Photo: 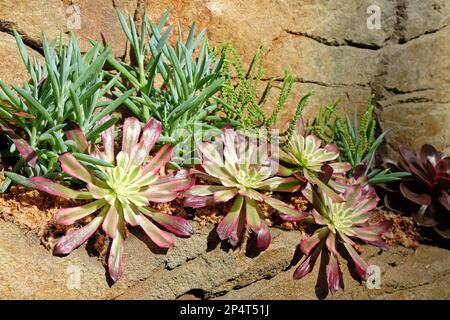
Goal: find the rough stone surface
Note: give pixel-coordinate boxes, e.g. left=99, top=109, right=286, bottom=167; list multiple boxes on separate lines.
left=66, top=0, right=137, bottom=58
left=1, top=220, right=450, bottom=300
left=0, top=33, right=43, bottom=85
left=216, top=245, right=450, bottom=300
left=0, top=0, right=67, bottom=48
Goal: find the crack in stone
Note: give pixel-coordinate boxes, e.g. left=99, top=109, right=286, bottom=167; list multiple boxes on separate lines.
left=382, top=86, right=433, bottom=95
left=399, top=24, right=449, bottom=44
left=283, top=29, right=382, bottom=50
left=0, top=21, right=43, bottom=55
left=257, top=76, right=369, bottom=88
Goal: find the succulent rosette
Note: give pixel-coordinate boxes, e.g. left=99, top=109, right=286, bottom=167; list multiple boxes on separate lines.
left=184, top=126, right=308, bottom=250
left=279, top=117, right=351, bottom=200
left=29, top=117, right=195, bottom=281
left=294, top=182, right=391, bottom=293
left=386, top=144, right=450, bottom=238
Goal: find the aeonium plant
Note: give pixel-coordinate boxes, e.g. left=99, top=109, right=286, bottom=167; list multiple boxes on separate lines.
left=385, top=144, right=450, bottom=238
left=279, top=117, right=351, bottom=201
left=184, top=126, right=308, bottom=251
left=29, top=117, right=195, bottom=281
left=294, top=180, right=392, bottom=293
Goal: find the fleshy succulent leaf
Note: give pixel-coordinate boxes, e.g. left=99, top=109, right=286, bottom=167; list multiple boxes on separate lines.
left=29, top=176, right=92, bottom=200
left=56, top=199, right=107, bottom=225
left=142, top=207, right=193, bottom=237
left=327, top=251, right=342, bottom=294
left=138, top=214, right=174, bottom=248
left=59, top=152, right=95, bottom=184
left=54, top=206, right=108, bottom=255
left=217, top=195, right=244, bottom=243
left=108, top=222, right=125, bottom=282
left=293, top=241, right=323, bottom=280
left=64, top=121, right=89, bottom=153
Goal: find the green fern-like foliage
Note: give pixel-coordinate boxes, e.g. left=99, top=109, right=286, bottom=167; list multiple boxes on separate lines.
left=218, top=43, right=311, bottom=136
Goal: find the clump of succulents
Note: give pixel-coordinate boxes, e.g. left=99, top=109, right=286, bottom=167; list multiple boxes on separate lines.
left=384, top=144, right=450, bottom=238
left=29, top=117, right=194, bottom=281
left=0, top=31, right=133, bottom=191
left=295, top=182, right=392, bottom=293
left=184, top=126, right=308, bottom=250
left=0, top=11, right=398, bottom=292
left=105, top=11, right=226, bottom=166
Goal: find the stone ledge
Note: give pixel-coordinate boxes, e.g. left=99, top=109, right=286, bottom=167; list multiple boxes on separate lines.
left=1, top=219, right=450, bottom=300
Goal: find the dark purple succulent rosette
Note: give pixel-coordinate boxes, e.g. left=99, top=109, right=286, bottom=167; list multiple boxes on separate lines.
left=397, top=144, right=450, bottom=238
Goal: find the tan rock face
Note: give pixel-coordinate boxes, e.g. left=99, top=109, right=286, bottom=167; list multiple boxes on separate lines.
left=0, top=0, right=66, bottom=46
left=66, top=0, right=137, bottom=58
left=2, top=219, right=450, bottom=300
left=0, top=33, right=43, bottom=85
left=375, top=25, right=450, bottom=156
left=0, top=0, right=448, bottom=154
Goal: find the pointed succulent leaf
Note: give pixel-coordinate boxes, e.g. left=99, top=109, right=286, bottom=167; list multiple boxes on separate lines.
left=56, top=199, right=107, bottom=225
left=343, top=242, right=368, bottom=280
left=0, top=124, right=37, bottom=167
left=142, top=144, right=173, bottom=175
left=256, top=176, right=300, bottom=192
left=142, top=207, right=193, bottom=237
left=256, top=220, right=271, bottom=251
left=129, top=118, right=162, bottom=166
left=217, top=195, right=244, bottom=243
left=300, top=227, right=328, bottom=255
left=29, top=177, right=92, bottom=200
left=151, top=169, right=195, bottom=192
left=185, top=185, right=232, bottom=196
left=54, top=206, right=108, bottom=255
left=214, top=188, right=238, bottom=203
left=327, top=251, right=342, bottom=294
left=99, top=115, right=115, bottom=163
left=293, top=242, right=323, bottom=280
left=108, top=221, right=125, bottom=282
left=138, top=214, right=174, bottom=248
left=59, top=152, right=95, bottom=184
left=64, top=121, right=88, bottom=153
left=183, top=194, right=215, bottom=208
left=121, top=117, right=142, bottom=156
left=102, top=202, right=120, bottom=238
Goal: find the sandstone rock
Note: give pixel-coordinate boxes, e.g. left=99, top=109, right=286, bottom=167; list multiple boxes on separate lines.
left=379, top=27, right=450, bottom=93
left=67, top=0, right=138, bottom=58
left=146, top=0, right=395, bottom=67
left=401, top=0, right=450, bottom=42
left=265, top=35, right=379, bottom=87
left=375, top=26, right=450, bottom=156
left=0, top=0, right=67, bottom=46
left=2, top=218, right=450, bottom=300
left=216, top=245, right=450, bottom=300
left=0, top=219, right=299, bottom=300
left=117, top=228, right=300, bottom=299
left=379, top=101, right=450, bottom=157
left=0, top=33, right=42, bottom=85
left=0, top=219, right=212, bottom=299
